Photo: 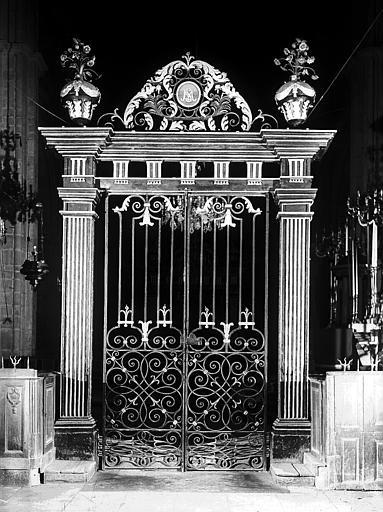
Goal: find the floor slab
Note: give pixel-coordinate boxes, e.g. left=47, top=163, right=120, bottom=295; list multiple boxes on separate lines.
left=1, top=471, right=383, bottom=512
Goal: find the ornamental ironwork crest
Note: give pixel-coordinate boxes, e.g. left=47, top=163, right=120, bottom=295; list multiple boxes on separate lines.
left=100, top=53, right=254, bottom=131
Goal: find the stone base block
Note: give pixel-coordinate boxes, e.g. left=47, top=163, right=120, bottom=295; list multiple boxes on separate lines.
left=54, top=417, right=98, bottom=461
left=0, top=468, right=40, bottom=486
left=271, top=418, right=311, bottom=461
left=44, top=460, right=97, bottom=482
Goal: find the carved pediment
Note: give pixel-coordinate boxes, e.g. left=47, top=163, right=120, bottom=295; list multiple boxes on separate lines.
left=121, top=53, right=253, bottom=132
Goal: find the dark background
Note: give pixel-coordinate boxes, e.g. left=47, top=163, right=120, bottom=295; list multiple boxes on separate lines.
left=34, top=1, right=383, bottom=427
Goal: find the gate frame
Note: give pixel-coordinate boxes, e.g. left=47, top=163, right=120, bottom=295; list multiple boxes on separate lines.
left=38, top=127, right=336, bottom=463
left=102, top=190, right=270, bottom=470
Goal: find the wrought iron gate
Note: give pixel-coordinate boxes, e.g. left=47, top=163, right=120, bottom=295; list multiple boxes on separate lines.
left=102, top=192, right=268, bottom=470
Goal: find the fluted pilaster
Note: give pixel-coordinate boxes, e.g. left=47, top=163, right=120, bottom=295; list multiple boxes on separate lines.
left=55, top=187, right=100, bottom=459
left=272, top=187, right=317, bottom=459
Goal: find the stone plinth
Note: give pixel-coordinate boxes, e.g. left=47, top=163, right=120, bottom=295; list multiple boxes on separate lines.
left=0, top=369, right=55, bottom=485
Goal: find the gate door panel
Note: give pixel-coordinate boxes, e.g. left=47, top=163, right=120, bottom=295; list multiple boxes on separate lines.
left=104, top=194, right=185, bottom=469
left=103, top=193, right=268, bottom=470
left=185, top=195, right=267, bottom=470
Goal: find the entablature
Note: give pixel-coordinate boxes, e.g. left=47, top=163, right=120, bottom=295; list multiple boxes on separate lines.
left=39, top=127, right=336, bottom=163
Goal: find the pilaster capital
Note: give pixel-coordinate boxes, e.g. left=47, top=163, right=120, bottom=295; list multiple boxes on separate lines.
left=274, top=188, right=317, bottom=218
left=58, top=187, right=101, bottom=217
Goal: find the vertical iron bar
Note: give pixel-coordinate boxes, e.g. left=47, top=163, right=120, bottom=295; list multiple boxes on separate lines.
left=170, top=206, right=174, bottom=322
left=199, top=223, right=203, bottom=317
left=252, top=214, right=255, bottom=326
left=238, top=217, right=243, bottom=322
left=144, top=222, right=149, bottom=323
left=213, top=222, right=216, bottom=320
left=263, top=193, right=269, bottom=468
left=157, top=218, right=161, bottom=318
left=182, top=190, right=190, bottom=472
left=117, top=209, right=122, bottom=321
left=101, top=194, right=110, bottom=470
left=131, top=218, right=136, bottom=320
left=226, top=223, right=230, bottom=324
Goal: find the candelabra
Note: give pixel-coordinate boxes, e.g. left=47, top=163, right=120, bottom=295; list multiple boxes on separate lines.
left=347, top=188, right=383, bottom=370
left=20, top=203, right=49, bottom=289
left=314, top=226, right=346, bottom=326
left=0, top=128, right=37, bottom=240
left=347, top=189, right=382, bottom=323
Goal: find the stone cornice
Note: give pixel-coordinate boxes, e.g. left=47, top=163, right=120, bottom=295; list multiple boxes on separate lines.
left=38, top=127, right=336, bottom=163
left=261, top=128, right=336, bottom=160
left=38, top=127, right=113, bottom=158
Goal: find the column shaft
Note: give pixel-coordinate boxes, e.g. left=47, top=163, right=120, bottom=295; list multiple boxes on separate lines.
left=279, top=215, right=310, bottom=419
left=55, top=188, right=99, bottom=460
left=272, top=188, right=316, bottom=460
left=61, top=214, right=95, bottom=418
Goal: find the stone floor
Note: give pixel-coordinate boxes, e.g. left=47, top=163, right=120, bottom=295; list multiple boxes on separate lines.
left=1, top=470, right=383, bottom=512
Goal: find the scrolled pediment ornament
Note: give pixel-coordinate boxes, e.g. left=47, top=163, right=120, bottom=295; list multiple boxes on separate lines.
left=99, top=53, right=276, bottom=132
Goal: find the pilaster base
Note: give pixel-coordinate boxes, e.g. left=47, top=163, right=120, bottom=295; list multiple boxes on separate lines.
left=54, top=417, right=98, bottom=461
left=271, top=418, right=311, bottom=462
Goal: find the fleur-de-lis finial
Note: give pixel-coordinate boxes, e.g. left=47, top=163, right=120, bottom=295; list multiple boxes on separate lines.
left=199, top=307, right=215, bottom=328
left=182, top=52, right=195, bottom=66
left=158, top=305, right=172, bottom=327
left=238, top=308, right=255, bottom=329
left=118, top=305, right=133, bottom=327
left=10, top=355, right=21, bottom=370
left=337, top=357, right=353, bottom=371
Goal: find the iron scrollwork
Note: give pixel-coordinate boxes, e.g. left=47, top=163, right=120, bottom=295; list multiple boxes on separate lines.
left=103, top=193, right=267, bottom=470
left=99, top=52, right=254, bottom=132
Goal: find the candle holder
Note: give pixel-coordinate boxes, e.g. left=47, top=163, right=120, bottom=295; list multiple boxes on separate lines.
left=314, top=226, right=346, bottom=326
left=347, top=188, right=383, bottom=370
left=347, top=189, right=382, bottom=324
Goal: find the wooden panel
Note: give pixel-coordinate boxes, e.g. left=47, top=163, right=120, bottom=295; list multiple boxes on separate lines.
left=334, top=375, right=362, bottom=428
left=341, top=437, right=359, bottom=483
left=310, top=379, right=323, bottom=459
left=43, top=375, right=55, bottom=452
left=377, top=440, right=383, bottom=481
left=4, top=384, right=24, bottom=455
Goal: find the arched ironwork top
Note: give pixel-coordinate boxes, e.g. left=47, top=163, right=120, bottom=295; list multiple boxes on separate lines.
left=102, top=53, right=255, bottom=132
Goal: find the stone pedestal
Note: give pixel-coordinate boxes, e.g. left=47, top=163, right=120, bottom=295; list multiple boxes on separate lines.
left=310, top=372, right=383, bottom=490
left=272, top=187, right=316, bottom=460
left=0, top=369, right=55, bottom=485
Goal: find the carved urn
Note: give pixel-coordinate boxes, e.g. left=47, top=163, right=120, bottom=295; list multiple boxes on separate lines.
left=60, top=79, right=100, bottom=126
left=59, top=38, right=101, bottom=126
left=274, top=77, right=316, bottom=127
left=274, top=38, right=318, bottom=127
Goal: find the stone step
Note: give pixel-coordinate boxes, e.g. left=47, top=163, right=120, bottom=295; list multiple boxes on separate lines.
left=43, top=460, right=97, bottom=483
left=270, top=461, right=315, bottom=487
left=303, top=452, right=327, bottom=475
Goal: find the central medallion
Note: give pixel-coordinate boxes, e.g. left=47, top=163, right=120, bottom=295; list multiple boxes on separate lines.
left=175, top=80, right=201, bottom=109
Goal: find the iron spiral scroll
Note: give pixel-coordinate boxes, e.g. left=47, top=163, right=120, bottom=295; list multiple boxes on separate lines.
left=103, top=323, right=266, bottom=470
